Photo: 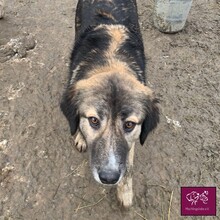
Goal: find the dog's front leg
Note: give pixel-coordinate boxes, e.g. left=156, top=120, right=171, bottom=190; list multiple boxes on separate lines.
left=74, top=130, right=87, bottom=152
left=117, top=143, right=134, bottom=208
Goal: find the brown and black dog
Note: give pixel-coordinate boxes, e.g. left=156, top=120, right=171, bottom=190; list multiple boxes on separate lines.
left=61, top=0, right=159, bottom=208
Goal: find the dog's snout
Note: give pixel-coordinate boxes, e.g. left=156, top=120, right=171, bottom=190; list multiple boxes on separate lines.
left=98, top=170, right=120, bottom=185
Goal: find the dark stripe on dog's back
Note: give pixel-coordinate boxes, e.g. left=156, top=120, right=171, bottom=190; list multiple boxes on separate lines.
left=69, top=27, right=111, bottom=81
left=117, top=29, right=146, bottom=83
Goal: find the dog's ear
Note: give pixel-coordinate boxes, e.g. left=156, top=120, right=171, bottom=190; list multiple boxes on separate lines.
left=60, top=90, right=79, bottom=136
left=140, top=98, right=160, bottom=145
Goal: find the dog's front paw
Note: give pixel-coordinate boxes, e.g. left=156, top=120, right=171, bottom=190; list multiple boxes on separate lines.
left=74, top=131, right=87, bottom=152
left=117, top=178, right=133, bottom=208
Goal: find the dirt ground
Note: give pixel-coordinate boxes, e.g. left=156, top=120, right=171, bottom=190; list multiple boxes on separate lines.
left=0, top=0, right=219, bottom=219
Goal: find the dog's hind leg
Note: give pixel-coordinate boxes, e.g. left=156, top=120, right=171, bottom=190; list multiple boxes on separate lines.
left=74, top=130, right=87, bottom=152
left=117, top=143, right=134, bottom=208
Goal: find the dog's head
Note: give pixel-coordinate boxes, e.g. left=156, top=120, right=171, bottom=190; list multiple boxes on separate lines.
left=61, top=72, right=159, bottom=185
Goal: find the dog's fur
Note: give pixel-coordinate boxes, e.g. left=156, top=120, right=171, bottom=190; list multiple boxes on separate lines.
left=61, top=0, right=159, bottom=208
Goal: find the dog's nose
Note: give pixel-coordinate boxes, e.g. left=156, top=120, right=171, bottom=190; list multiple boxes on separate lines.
left=98, top=170, right=120, bottom=184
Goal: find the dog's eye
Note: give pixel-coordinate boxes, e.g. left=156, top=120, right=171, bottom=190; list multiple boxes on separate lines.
left=88, top=117, right=100, bottom=129
left=124, top=121, right=136, bottom=132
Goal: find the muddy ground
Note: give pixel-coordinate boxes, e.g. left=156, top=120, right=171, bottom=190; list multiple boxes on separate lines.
left=0, top=0, right=219, bottom=219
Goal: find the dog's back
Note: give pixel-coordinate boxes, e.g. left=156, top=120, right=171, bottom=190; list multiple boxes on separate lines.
left=75, top=0, right=140, bottom=38
left=70, top=0, right=146, bottom=84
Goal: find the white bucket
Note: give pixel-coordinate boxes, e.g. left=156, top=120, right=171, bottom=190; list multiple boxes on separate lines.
left=153, top=0, right=193, bottom=33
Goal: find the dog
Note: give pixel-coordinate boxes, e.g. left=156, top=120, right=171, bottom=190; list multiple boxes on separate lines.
left=61, top=0, right=159, bottom=208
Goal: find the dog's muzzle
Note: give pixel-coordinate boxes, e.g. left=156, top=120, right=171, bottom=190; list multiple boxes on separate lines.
left=92, top=149, right=125, bottom=185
